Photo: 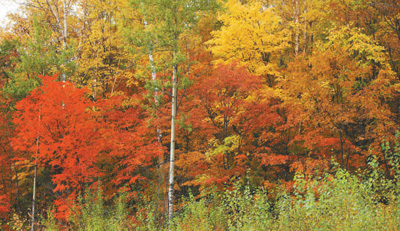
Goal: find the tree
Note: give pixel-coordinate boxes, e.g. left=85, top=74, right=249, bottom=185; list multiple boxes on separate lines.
left=21, top=0, right=78, bottom=84
left=12, top=75, right=98, bottom=221
left=274, top=0, right=326, bottom=57
left=131, top=0, right=219, bottom=222
left=279, top=26, right=399, bottom=172
left=12, top=75, right=162, bottom=221
left=3, top=15, right=76, bottom=106
left=0, top=39, right=19, bottom=224
left=208, top=0, right=289, bottom=87
left=74, top=0, right=134, bottom=97
left=171, top=63, right=284, bottom=191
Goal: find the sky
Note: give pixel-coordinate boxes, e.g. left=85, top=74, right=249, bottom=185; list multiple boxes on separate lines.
left=0, top=0, right=23, bottom=26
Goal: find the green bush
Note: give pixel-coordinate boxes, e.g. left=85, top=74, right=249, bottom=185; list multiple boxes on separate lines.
left=170, top=168, right=400, bottom=230
left=43, top=186, right=130, bottom=231
left=274, top=169, right=400, bottom=230
left=171, top=192, right=225, bottom=231
left=41, top=167, right=400, bottom=230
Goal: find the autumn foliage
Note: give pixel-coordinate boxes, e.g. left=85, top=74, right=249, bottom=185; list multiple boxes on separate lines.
left=0, top=0, right=400, bottom=228
left=11, top=75, right=162, bottom=220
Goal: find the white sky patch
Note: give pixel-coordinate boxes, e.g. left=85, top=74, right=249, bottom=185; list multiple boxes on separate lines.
left=0, top=0, right=24, bottom=27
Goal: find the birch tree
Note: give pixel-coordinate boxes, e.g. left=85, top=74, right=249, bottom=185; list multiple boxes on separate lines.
left=25, top=0, right=76, bottom=82
left=131, top=0, right=218, bottom=223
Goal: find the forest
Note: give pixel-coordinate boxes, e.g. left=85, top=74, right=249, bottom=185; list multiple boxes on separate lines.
left=1, top=0, right=400, bottom=230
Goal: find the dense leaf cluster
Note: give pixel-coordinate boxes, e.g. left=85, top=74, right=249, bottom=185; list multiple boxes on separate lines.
left=0, top=0, right=399, bottom=229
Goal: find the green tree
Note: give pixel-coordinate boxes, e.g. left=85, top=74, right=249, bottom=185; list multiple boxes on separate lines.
left=129, top=0, right=219, bottom=223
left=3, top=16, right=75, bottom=102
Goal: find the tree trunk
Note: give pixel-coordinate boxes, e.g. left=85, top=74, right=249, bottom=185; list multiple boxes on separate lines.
left=31, top=114, right=40, bottom=231
left=168, top=0, right=178, bottom=224
left=339, top=131, right=345, bottom=168
left=143, top=17, right=166, bottom=224
left=294, top=0, right=300, bottom=57
left=168, top=60, right=178, bottom=224
left=303, top=1, right=307, bottom=54
left=31, top=162, right=37, bottom=231
left=62, top=0, right=67, bottom=83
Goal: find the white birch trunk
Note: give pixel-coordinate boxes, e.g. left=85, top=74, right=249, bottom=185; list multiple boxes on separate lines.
left=168, top=0, right=178, bottom=223
left=143, top=19, right=160, bottom=109
left=144, top=18, right=166, bottom=219
left=31, top=160, right=37, bottom=231
left=31, top=114, right=40, bottom=231
left=62, top=0, right=67, bottom=83
left=303, top=0, right=307, bottom=54
left=168, top=61, right=178, bottom=223
left=294, top=0, right=299, bottom=57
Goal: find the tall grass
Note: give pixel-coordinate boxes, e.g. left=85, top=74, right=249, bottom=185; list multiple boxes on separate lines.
left=169, top=168, right=400, bottom=231
left=42, top=186, right=131, bottom=230
left=41, top=168, right=400, bottom=230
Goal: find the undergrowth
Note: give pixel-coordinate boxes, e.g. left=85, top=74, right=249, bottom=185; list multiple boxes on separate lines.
left=40, top=166, right=400, bottom=230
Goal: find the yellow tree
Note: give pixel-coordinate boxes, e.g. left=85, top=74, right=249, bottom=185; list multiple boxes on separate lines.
left=275, top=0, right=327, bottom=57
left=208, top=0, right=289, bottom=87
left=74, top=0, right=135, bottom=98
left=4, top=0, right=135, bottom=97
left=279, top=26, right=399, bottom=172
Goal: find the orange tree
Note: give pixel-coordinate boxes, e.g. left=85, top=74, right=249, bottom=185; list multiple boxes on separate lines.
left=171, top=63, right=290, bottom=190
left=11, top=75, right=162, bottom=221
left=279, top=26, right=400, bottom=176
